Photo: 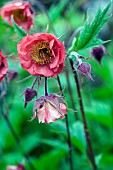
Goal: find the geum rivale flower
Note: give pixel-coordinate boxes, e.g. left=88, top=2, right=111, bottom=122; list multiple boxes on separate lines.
left=31, top=94, right=67, bottom=123
left=0, top=51, right=8, bottom=83
left=17, top=33, right=66, bottom=77
left=0, top=1, right=34, bottom=32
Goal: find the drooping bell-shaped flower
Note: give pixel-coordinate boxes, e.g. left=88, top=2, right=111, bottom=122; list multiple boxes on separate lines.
left=31, top=94, right=67, bottom=123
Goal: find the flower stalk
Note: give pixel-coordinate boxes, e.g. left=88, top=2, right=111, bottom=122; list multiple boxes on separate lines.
left=57, top=75, right=73, bottom=170
left=69, top=59, right=97, bottom=170
left=44, top=77, right=48, bottom=96
left=31, top=76, right=39, bottom=89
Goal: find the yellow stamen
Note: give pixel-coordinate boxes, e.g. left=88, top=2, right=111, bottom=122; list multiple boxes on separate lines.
left=31, top=41, right=53, bottom=65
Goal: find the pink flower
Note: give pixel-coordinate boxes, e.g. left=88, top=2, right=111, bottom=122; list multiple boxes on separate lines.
left=17, top=33, right=66, bottom=77
left=32, top=94, right=67, bottom=123
left=7, top=164, right=26, bottom=170
left=0, top=51, right=8, bottom=83
left=0, top=1, right=34, bottom=32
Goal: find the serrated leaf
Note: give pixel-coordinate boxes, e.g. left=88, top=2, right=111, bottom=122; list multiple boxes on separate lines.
left=11, top=16, right=27, bottom=38
left=71, top=1, right=111, bottom=51
left=84, top=39, right=110, bottom=49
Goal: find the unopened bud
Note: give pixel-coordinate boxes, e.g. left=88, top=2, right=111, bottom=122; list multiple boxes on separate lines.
left=91, top=45, right=106, bottom=64
left=24, top=88, right=37, bottom=108
left=77, top=62, right=93, bottom=80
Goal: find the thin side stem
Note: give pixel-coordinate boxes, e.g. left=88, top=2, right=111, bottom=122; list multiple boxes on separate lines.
left=69, top=59, right=97, bottom=170
left=57, top=76, right=73, bottom=170
left=31, top=76, right=39, bottom=89
left=45, top=77, right=48, bottom=96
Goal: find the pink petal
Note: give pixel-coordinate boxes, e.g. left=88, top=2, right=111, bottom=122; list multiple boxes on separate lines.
left=21, top=59, right=32, bottom=69
left=49, top=39, right=54, bottom=49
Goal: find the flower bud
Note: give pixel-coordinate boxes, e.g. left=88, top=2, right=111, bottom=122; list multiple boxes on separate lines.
left=91, top=45, right=106, bottom=64
left=77, top=62, right=93, bottom=80
left=24, top=88, right=37, bottom=108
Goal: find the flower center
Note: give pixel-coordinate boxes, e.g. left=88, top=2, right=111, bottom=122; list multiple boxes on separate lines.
left=31, top=41, right=54, bottom=65
left=13, top=9, right=27, bottom=22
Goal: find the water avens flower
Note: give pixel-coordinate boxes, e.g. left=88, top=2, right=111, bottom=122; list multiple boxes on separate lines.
left=17, top=33, right=66, bottom=77
left=91, top=45, right=106, bottom=64
left=31, top=94, right=67, bottom=123
left=0, top=51, right=8, bottom=83
left=0, top=1, right=34, bottom=32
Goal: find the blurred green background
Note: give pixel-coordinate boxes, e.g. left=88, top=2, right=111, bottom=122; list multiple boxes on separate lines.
left=0, top=0, right=113, bottom=170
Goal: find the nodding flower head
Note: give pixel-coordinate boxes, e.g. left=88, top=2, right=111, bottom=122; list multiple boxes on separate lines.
left=31, top=94, right=67, bottom=123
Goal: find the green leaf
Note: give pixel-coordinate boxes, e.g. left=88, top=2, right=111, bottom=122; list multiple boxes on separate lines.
left=38, top=138, right=68, bottom=151
left=50, top=121, right=86, bottom=153
left=84, top=39, right=110, bottom=49
left=20, top=133, right=40, bottom=154
left=11, top=16, right=27, bottom=38
left=70, top=1, right=111, bottom=51
left=32, top=149, right=66, bottom=170
left=86, top=101, right=112, bottom=128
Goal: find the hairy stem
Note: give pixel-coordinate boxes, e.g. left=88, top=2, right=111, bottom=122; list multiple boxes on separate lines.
left=31, top=76, right=39, bottom=89
left=69, top=59, right=97, bottom=170
left=57, top=75, right=73, bottom=170
left=44, top=77, right=48, bottom=96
